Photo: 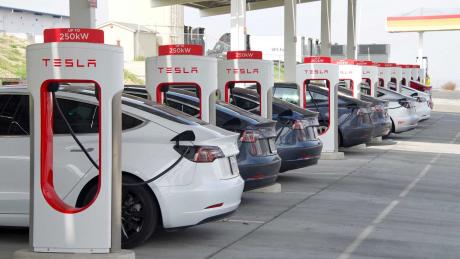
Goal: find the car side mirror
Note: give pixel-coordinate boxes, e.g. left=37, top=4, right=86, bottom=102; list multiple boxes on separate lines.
left=171, top=130, right=196, bottom=143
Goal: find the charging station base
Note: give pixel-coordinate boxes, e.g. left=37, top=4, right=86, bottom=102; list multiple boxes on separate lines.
left=320, top=152, right=345, bottom=160
left=13, top=249, right=135, bottom=259
left=368, top=136, right=383, bottom=145
left=249, top=183, right=282, bottom=193
left=340, top=144, right=367, bottom=152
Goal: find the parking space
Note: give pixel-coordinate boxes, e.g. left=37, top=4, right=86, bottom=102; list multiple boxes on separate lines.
left=2, top=110, right=460, bottom=259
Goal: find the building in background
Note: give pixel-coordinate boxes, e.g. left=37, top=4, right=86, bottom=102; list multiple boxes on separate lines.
left=103, top=0, right=184, bottom=61
left=0, top=5, right=68, bottom=42
left=331, top=44, right=391, bottom=62
left=98, top=22, right=157, bottom=61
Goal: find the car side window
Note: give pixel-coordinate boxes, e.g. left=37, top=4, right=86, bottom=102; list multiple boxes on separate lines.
left=233, top=96, right=259, bottom=110
left=273, top=87, right=299, bottom=105
left=54, top=98, right=99, bottom=134
left=122, top=113, right=143, bottom=130
left=0, top=94, right=29, bottom=136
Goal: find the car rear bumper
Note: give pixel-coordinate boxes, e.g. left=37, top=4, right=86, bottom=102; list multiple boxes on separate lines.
left=372, top=121, right=392, bottom=137
left=393, top=114, right=418, bottom=133
left=238, top=154, right=282, bottom=191
left=277, top=140, right=323, bottom=172
left=341, top=125, right=374, bottom=147
left=156, top=175, right=244, bottom=229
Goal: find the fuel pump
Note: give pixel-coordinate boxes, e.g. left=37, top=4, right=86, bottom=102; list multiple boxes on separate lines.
left=409, top=64, right=431, bottom=93
left=400, top=64, right=412, bottom=87
left=296, top=56, right=344, bottom=159
left=390, top=64, right=402, bottom=92
left=377, top=63, right=393, bottom=90
left=335, top=59, right=363, bottom=99
left=356, top=60, right=378, bottom=98
left=146, top=44, right=217, bottom=124
left=25, top=28, right=126, bottom=255
left=217, top=50, right=273, bottom=118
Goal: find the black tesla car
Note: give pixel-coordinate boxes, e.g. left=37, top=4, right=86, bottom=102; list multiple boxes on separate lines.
left=227, top=87, right=323, bottom=172
left=124, top=86, right=282, bottom=191
left=338, top=82, right=392, bottom=138
left=272, top=83, right=374, bottom=147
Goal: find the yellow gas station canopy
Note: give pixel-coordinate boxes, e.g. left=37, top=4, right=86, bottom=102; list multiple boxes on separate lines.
left=387, top=13, right=460, bottom=32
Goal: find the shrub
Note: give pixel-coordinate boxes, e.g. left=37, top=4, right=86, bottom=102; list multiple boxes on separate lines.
left=441, top=81, right=456, bottom=91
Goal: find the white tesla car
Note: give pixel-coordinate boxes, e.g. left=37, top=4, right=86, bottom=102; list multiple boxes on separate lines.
left=400, top=85, right=432, bottom=121
left=0, top=85, right=244, bottom=248
left=377, top=87, right=419, bottom=134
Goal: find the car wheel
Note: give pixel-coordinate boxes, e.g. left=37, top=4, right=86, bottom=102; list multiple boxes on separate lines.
left=80, top=175, right=158, bottom=249
left=383, top=119, right=395, bottom=139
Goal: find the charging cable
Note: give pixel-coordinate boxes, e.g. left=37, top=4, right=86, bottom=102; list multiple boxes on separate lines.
left=49, top=84, right=190, bottom=187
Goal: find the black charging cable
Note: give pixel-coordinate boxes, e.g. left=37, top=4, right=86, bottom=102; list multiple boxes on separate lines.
left=49, top=83, right=190, bottom=187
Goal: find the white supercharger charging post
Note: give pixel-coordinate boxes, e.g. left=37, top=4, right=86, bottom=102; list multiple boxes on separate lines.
left=411, top=64, right=420, bottom=82
left=356, top=60, right=379, bottom=98
left=377, top=62, right=393, bottom=90
left=20, top=28, right=130, bottom=258
left=400, top=64, right=412, bottom=87
left=335, top=59, right=363, bottom=99
left=390, top=64, right=402, bottom=92
left=218, top=51, right=273, bottom=119
left=296, top=56, right=344, bottom=160
left=146, top=44, right=217, bottom=124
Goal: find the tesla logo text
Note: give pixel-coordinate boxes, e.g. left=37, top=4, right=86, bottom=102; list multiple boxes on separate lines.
left=340, top=70, right=353, bottom=75
left=157, top=67, right=199, bottom=74
left=304, top=69, right=329, bottom=75
left=226, top=68, right=259, bottom=75
left=363, top=71, right=370, bottom=75
left=42, top=58, right=97, bottom=68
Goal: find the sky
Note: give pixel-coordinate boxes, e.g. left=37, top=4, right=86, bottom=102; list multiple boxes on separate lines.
left=1, top=0, right=459, bottom=87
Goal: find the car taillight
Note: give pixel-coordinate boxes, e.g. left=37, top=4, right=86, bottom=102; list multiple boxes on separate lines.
left=174, top=145, right=225, bottom=163
left=240, top=130, right=261, bottom=143
left=374, top=105, right=384, bottom=112
left=292, top=120, right=305, bottom=130
left=193, top=146, right=225, bottom=163
left=356, top=108, right=369, bottom=116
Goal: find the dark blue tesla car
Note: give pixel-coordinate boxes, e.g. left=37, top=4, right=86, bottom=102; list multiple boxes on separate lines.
left=272, top=83, right=374, bottom=147
left=228, top=87, right=323, bottom=172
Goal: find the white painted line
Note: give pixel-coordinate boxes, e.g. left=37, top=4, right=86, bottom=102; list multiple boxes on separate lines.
left=337, top=130, right=460, bottom=259
left=222, top=219, right=265, bottom=224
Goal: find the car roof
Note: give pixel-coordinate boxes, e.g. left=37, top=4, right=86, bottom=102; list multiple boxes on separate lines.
left=164, top=90, right=273, bottom=126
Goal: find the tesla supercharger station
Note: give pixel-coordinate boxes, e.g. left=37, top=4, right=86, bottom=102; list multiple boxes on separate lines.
left=297, top=56, right=343, bottom=159
left=391, top=64, right=402, bottom=92
left=25, top=28, right=125, bottom=255
left=411, top=64, right=420, bottom=82
left=400, top=64, right=412, bottom=86
left=335, top=59, right=363, bottom=99
left=356, top=60, right=379, bottom=98
left=218, top=51, right=273, bottom=119
left=377, top=63, right=392, bottom=90
left=146, top=44, right=217, bottom=124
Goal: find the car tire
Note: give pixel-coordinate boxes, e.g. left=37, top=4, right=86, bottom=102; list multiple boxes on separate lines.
left=383, top=119, right=394, bottom=139
left=80, top=175, right=158, bottom=249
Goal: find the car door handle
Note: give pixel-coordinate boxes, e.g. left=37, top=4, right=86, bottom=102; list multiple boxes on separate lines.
left=70, top=147, right=95, bottom=153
